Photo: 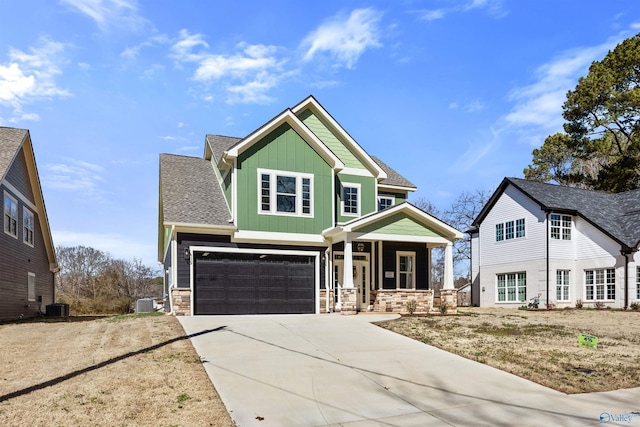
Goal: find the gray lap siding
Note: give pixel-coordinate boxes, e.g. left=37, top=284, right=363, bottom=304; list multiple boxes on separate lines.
left=0, top=185, right=54, bottom=320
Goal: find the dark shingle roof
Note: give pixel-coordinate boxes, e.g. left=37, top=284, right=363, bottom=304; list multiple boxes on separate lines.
left=160, top=154, right=231, bottom=226
left=0, top=127, right=28, bottom=180
left=503, top=178, right=640, bottom=249
left=206, top=134, right=241, bottom=163
left=370, top=156, right=416, bottom=189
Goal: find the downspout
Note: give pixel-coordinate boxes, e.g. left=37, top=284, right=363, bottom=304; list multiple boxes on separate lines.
left=546, top=212, right=550, bottom=309
left=622, top=248, right=630, bottom=310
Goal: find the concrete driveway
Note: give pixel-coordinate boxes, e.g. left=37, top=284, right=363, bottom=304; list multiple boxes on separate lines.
left=179, top=314, right=639, bottom=427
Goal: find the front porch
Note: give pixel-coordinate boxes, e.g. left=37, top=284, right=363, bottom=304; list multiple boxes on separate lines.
left=321, top=203, right=464, bottom=316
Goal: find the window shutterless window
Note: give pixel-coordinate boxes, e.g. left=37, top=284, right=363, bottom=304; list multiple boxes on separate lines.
left=4, top=193, right=18, bottom=237
left=495, top=223, right=504, bottom=241
left=496, top=272, right=526, bottom=302
left=23, top=208, right=34, bottom=246
left=584, top=268, right=614, bottom=301
left=556, top=270, right=570, bottom=301
left=258, top=169, right=313, bottom=217
left=505, top=221, right=514, bottom=240
left=516, top=218, right=525, bottom=238
left=341, top=183, right=360, bottom=217
left=377, top=195, right=394, bottom=211
left=397, top=252, right=415, bottom=289
left=550, top=214, right=571, bottom=240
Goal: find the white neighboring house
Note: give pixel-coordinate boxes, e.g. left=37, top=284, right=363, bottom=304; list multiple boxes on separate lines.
left=469, top=178, right=640, bottom=309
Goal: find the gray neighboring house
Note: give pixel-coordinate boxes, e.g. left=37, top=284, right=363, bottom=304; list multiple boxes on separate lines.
left=470, top=177, right=640, bottom=309
left=1, top=127, right=57, bottom=319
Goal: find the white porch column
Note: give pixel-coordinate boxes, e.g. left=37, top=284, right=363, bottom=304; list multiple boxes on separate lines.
left=343, top=235, right=354, bottom=288
left=443, top=242, right=454, bottom=290
left=427, top=244, right=432, bottom=288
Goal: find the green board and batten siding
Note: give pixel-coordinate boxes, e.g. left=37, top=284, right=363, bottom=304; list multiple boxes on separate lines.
left=298, top=109, right=366, bottom=170
left=355, top=212, right=442, bottom=237
left=236, top=123, right=333, bottom=234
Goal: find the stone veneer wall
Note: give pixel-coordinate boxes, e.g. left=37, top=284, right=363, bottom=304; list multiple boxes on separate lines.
left=372, top=289, right=434, bottom=314
left=440, top=289, right=458, bottom=314
left=171, top=288, right=191, bottom=316
left=340, top=288, right=357, bottom=315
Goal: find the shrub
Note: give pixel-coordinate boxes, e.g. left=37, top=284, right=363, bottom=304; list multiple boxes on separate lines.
left=630, top=302, right=640, bottom=311
left=440, top=303, right=448, bottom=314
left=594, top=301, right=606, bottom=310
left=575, top=299, right=583, bottom=309
left=406, top=299, right=417, bottom=315
left=518, top=305, right=528, bottom=310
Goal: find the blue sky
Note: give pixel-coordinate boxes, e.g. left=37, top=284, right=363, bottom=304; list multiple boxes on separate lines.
left=1, top=0, right=639, bottom=269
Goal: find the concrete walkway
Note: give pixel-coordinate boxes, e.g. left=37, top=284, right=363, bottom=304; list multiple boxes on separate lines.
left=178, top=314, right=640, bottom=427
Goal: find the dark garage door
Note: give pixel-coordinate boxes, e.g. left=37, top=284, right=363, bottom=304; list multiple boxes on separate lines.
left=194, top=252, right=315, bottom=315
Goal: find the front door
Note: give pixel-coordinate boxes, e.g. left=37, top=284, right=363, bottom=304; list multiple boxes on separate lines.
left=334, top=253, right=369, bottom=311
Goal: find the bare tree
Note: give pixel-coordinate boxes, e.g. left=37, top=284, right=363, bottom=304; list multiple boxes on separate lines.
left=443, top=189, right=492, bottom=278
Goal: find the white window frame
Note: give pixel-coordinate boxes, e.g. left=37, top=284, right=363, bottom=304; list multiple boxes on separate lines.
left=377, top=195, right=394, bottom=211
left=496, top=272, right=526, bottom=303
left=257, top=168, right=313, bottom=217
left=556, top=270, right=570, bottom=301
left=584, top=268, right=615, bottom=301
left=396, top=251, right=416, bottom=290
left=495, top=218, right=525, bottom=242
left=341, top=182, right=361, bottom=217
left=4, top=192, right=18, bottom=238
left=28, top=272, right=35, bottom=302
left=550, top=214, right=572, bottom=240
left=23, top=207, right=34, bottom=247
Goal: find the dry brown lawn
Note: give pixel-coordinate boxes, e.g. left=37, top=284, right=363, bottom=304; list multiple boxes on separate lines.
left=377, top=307, right=640, bottom=394
left=0, top=313, right=234, bottom=427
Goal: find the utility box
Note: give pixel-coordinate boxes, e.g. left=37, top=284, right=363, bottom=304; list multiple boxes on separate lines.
left=136, top=298, right=154, bottom=314
left=46, top=303, right=69, bottom=317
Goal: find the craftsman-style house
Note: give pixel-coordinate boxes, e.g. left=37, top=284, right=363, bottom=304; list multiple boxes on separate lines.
left=158, top=96, right=463, bottom=315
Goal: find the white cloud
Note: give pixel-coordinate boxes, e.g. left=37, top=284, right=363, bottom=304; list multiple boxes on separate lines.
left=170, top=31, right=287, bottom=104
left=60, top=0, right=148, bottom=32
left=416, top=0, right=506, bottom=22
left=302, top=8, right=383, bottom=69
left=43, top=159, right=105, bottom=194
left=0, top=37, right=70, bottom=123
left=504, top=38, right=618, bottom=132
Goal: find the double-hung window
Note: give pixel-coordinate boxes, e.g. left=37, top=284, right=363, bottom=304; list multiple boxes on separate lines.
left=23, top=208, right=34, bottom=246
left=550, top=214, right=572, bottom=240
left=397, top=252, right=415, bottom=289
left=4, top=193, right=18, bottom=238
left=496, top=272, right=526, bottom=302
left=556, top=270, right=570, bottom=301
left=495, top=223, right=504, bottom=241
left=584, top=268, right=615, bottom=301
left=258, top=169, right=313, bottom=217
left=341, top=183, right=360, bottom=217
